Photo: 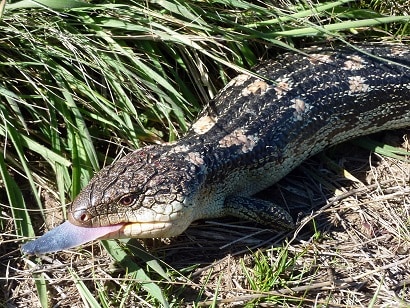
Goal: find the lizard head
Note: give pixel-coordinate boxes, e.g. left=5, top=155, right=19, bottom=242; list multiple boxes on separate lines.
left=22, top=144, right=204, bottom=255
left=68, top=146, right=202, bottom=238
left=69, top=144, right=200, bottom=238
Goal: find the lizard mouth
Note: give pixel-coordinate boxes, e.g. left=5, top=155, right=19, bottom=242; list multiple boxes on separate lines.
left=21, top=221, right=175, bottom=255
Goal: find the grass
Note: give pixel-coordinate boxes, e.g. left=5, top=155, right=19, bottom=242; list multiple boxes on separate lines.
left=0, top=0, right=409, bottom=306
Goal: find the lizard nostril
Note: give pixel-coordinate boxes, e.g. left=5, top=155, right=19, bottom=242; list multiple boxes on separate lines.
left=79, top=212, right=90, bottom=222
left=69, top=207, right=93, bottom=226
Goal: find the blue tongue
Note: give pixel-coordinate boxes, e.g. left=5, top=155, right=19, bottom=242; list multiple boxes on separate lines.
left=21, top=221, right=124, bottom=255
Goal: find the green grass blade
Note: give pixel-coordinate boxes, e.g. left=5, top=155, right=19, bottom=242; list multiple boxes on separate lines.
left=274, top=15, right=410, bottom=36
left=126, top=240, right=170, bottom=281
left=102, top=240, right=169, bottom=307
left=351, top=137, right=410, bottom=160
left=6, top=0, right=97, bottom=10
left=57, top=76, right=99, bottom=172
left=0, top=153, right=34, bottom=237
left=69, top=269, right=102, bottom=308
left=33, top=273, right=48, bottom=308
left=245, top=0, right=355, bottom=27
left=2, top=120, right=43, bottom=211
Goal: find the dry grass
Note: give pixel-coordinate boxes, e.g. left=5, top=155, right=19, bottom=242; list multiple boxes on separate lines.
left=3, top=130, right=409, bottom=307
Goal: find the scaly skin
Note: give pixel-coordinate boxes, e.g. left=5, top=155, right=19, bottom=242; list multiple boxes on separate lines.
left=65, top=43, right=410, bottom=240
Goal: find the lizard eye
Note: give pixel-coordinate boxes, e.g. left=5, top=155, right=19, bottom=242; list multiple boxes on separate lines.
left=119, top=195, right=136, bottom=206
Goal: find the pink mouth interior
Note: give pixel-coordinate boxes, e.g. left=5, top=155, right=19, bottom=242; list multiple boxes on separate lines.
left=21, top=221, right=124, bottom=255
